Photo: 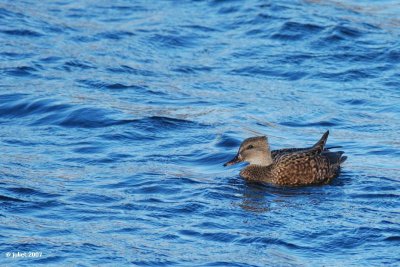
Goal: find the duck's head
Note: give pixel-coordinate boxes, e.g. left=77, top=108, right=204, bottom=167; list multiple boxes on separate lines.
left=223, top=136, right=272, bottom=167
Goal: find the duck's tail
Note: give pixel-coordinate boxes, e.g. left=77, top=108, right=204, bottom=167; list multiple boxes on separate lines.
left=312, top=130, right=329, bottom=154
left=323, top=151, right=347, bottom=166
left=325, top=145, right=342, bottom=150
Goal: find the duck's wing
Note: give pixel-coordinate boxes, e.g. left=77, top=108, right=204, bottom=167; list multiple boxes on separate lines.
left=271, top=147, right=312, bottom=162
left=271, top=130, right=330, bottom=160
left=272, top=145, right=342, bottom=157
left=272, top=147, right=307, bottom=156
left=271, top=147, right=346, bottom=186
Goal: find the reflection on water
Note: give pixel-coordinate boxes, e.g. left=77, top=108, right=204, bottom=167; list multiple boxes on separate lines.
left=238, top=180, right=327, bottom=213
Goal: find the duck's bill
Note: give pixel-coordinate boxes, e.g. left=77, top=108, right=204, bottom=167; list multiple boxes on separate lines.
left=223, top=155, right=242, bottom=166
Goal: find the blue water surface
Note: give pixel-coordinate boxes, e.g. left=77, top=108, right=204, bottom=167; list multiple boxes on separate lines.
left=1, top=0, right=399, bottom=266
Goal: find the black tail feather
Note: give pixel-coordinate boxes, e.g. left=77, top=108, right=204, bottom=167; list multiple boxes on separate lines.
left=325, top=145, right=342, bottom=150
left=322, top=151, right=346, bottom=165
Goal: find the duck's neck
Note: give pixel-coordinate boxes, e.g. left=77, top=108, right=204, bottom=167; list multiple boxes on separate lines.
left=260, top=148, right=273, bottom=166
left=249, top=145, right=273, bottom=166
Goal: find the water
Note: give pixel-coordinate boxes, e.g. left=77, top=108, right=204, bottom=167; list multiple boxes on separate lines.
left=1, top=0, right=399, bottom=266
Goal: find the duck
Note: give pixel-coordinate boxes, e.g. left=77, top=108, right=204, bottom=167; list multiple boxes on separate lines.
left=223, top=131, right=347, bottom=186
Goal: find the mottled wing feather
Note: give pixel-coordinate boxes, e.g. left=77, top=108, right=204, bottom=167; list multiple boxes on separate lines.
left=271, top=130, right=330, bottom=162
left=271, top=150, right=339, bottom=186
left=271, top=147, right=308, bottom=159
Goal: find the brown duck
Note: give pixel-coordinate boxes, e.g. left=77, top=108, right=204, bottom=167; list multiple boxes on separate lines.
left=224, top=131, right=347, bottom=186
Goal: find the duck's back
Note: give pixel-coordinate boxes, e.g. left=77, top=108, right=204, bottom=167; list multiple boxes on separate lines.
left=271, top=131, right=329, bottom=161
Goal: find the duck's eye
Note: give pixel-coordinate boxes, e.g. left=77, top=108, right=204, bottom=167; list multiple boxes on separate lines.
left=247, top=145, right=254, bottom=150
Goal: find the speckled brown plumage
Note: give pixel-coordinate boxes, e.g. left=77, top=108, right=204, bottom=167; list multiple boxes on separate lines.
left=224, top=131, right=347, bottom=186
